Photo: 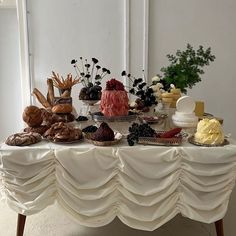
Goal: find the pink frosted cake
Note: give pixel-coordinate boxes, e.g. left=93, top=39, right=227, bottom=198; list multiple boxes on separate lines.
left=100, top=79, right=129, bottom=117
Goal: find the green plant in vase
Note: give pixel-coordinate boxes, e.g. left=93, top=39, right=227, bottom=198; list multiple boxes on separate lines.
left=160, top=44, right=216, bottom=93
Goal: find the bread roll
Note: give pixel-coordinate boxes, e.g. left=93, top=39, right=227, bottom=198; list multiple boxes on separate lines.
left=23, top=106, right=43, bottom=127
left=52, top=104, right=73, bottom=114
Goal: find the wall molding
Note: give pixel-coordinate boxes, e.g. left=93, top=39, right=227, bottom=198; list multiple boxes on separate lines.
left=123, top=0, right=130, bottom=88
left=0, top=0, right=16, bottom=8
left=16, top=0, right=31, bottom=109
left=142, top=0, right=149, bottom=82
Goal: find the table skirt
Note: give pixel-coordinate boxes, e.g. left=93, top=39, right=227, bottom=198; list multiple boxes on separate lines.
left=1, top=143, right=236, bottom=231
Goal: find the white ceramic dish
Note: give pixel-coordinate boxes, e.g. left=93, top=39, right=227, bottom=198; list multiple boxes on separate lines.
left=172, top=114, right=198, bottom=123
left=176, top=96, right=195, bottom=113
left=174, top=111, right=196, bottom=118
left=172, top=119, right=198, bottom=128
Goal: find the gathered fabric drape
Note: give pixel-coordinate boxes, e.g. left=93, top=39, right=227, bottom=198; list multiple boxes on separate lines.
left=1, top=141, right=236, bottom=231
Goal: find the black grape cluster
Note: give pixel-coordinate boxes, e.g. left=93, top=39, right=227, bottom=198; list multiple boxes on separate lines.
left=127, top=123, right=156, bottom=146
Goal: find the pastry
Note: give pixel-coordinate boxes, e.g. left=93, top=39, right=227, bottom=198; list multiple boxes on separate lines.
left=5, top=132, right=42, bottom=146
left=51, top=104, right=73, bottom=114
left=22, top=106, right=43, bottom=127
left=194, top=118, right=224, bottom=145
left=43, top=122, right=82, bottom=142
left=100, top=79, right=129, bottom=117
left=41, top=108, right=75, bottom=125
left=24, top=125, right=49, bottom=135
left=92, top=122, right=114, bottom=141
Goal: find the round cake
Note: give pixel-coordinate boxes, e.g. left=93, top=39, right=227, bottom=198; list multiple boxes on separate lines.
left=194, top=118, right=224, bottom=145
left=100, top=79, right=129, bottom=117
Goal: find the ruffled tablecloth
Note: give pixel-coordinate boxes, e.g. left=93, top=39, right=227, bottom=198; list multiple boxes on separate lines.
left=1, top=140, right=236, bottom=231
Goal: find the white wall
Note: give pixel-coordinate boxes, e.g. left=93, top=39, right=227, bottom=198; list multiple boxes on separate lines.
left=0, top=8, right=22, bottom=141
left=148, top=0, right=236, bottom=138
left=27, top=0, right=125, bottom=110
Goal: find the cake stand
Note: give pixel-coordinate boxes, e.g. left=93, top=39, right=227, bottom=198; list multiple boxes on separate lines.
left=80, top=100, right=100, bottom=116
left=90, top=112, right=138, bottom=136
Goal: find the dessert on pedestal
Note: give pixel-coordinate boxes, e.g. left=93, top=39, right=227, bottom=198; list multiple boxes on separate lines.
left=100, top=79, right=129, bottom=117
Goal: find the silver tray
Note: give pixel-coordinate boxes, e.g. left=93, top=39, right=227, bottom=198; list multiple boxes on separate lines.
left=140, top=114, right=168, bottom=125
left=90, top=112, right=138, bottom=122
left=138, top=136, right=182, bottom=146
left=188, top=136, right=229, bottom=147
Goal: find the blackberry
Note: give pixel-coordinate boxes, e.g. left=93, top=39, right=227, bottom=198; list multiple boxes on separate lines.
left=76, top=116, right=88, bottom=121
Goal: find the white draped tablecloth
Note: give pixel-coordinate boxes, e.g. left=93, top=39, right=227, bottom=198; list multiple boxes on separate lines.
left=1, top=140, right=236, bottom=231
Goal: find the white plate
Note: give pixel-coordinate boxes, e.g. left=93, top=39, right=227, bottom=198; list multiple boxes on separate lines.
left=176, top=96, right=195, bottom=113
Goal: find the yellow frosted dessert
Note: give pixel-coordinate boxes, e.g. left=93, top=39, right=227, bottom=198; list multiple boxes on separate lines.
left=194, top=118, right=224, bottom=145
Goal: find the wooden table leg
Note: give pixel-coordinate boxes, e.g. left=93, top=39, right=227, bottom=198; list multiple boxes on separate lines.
left=214, top=219, right=224, bottom=236
left=16, top=214, right=26, bottom=236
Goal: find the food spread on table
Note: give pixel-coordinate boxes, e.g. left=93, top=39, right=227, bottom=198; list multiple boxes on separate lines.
left=4, top=46, right=229, bottom=147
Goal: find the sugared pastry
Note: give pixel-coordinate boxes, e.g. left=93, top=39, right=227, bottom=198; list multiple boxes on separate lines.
left=22, top=106, right=43, bottom=127
left=43, top=122, right=82, bottom=142
left=24, top=125, right=49, bottom=135
left=5, top=132, right=42, bottom=146
left=100, top=79, right=129, bottom=117
left=92, top=122, right=114, bottom=141
left=194, top=118, right=224, bottom=145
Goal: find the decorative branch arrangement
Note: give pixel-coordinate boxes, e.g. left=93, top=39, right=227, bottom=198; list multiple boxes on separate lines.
left=121, top=70, right=157, bottom=111
left=50, top=71, right=80, bottom=90
left=71, top=57, right=111, bottom=100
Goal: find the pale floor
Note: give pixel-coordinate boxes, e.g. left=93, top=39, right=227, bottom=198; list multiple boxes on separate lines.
left=0, top=190, right=236, bottom=236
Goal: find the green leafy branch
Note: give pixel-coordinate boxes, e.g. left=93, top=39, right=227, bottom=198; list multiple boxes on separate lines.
left=160, top=44, right=216, bottom=93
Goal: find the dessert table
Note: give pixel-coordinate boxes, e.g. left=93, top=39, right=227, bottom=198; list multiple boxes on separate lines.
left=1, top=139, right=236, bottom=236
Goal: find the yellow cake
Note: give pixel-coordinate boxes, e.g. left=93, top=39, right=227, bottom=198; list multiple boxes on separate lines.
left=194, top=118, right=224, bottom=145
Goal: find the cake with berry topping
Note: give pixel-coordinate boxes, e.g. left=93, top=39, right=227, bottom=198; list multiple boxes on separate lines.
left=100, top=79, right=129, bottom=117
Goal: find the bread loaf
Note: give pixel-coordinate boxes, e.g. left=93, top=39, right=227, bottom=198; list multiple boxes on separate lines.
left=5, top=132, right=42, bottom=146
left=23, top=106, right=43, bottom=127
left=51, top=104, right=73, bottom=114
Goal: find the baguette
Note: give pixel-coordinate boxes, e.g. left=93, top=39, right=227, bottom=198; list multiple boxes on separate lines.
left=47, top=79, right=55, bottom=106
left=32, top=88, right=51, bottom=108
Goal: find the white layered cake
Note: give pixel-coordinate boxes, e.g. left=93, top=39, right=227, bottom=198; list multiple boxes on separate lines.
left=172, top=96, right=198, bottom=128
left=194, top=118, right=224, bottom=145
